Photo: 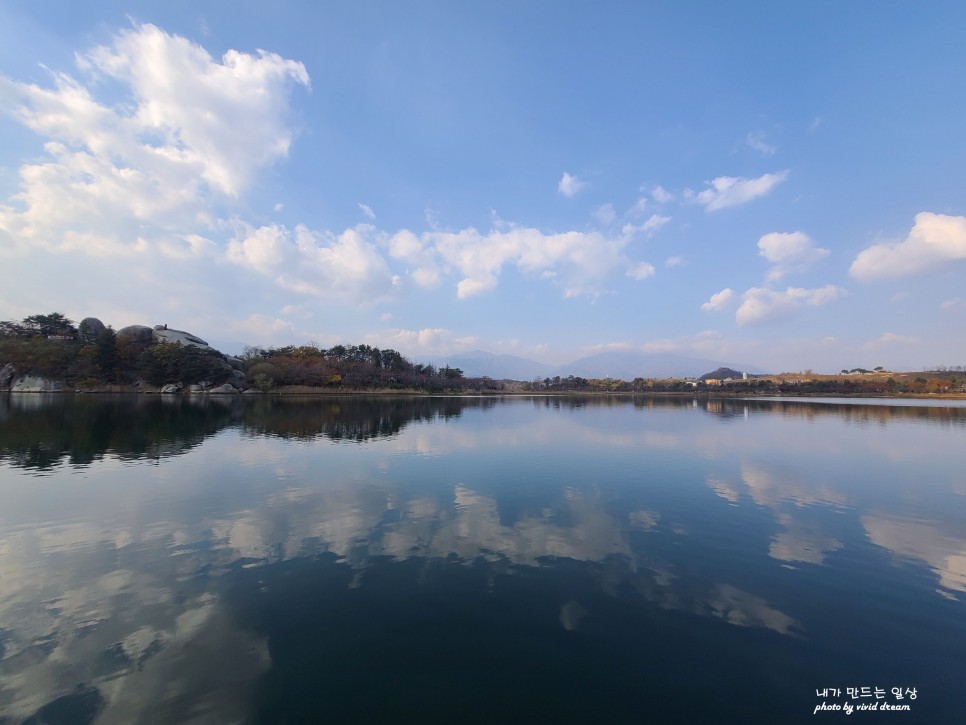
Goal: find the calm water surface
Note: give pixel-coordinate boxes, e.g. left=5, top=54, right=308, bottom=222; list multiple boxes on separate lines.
left=0, top=395, right=964, bottom=723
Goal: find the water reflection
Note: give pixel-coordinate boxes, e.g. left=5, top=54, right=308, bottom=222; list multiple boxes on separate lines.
left=3, top=393, right=966, bottom=473
left=0, top=395, right=964, bottom=722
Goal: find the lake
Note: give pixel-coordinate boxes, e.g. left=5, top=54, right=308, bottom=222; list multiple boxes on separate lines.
left=0, top=394, right=964, bottom=723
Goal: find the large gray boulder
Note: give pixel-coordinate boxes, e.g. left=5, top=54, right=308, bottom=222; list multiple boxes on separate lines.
left=12, top=376, right=64, bottom=392
left=160, top=383, right=183, bottom=394
left=117, top=325, right=154, bottom=343
left=0, top=363, right=15, bottom=390
left=208, top=383, right=240, bottom=394
left=78, top=317, right=107, bottom=343
left=153, top=326, right=210, bottom=349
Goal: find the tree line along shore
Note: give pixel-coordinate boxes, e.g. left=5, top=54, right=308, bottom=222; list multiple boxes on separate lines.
left=1, top=313, right=964, bottom=397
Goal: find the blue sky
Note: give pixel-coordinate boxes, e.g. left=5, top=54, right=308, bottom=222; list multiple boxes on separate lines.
left=1, top=2, right=965, bottom=372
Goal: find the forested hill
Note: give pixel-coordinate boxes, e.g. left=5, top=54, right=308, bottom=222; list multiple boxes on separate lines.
left=0, top=313, right=480, bottom=392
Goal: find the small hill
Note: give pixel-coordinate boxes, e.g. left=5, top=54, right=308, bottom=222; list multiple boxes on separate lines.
left=699, top=367, right=744, bottom=381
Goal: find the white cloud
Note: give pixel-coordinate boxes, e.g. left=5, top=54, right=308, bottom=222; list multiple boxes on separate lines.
left=358, top=202, right=376, bottom=220
left=424, top=226, right=646, bottom=299
left=558, top=171, right=585, bottom=198
left=366, top=328, right=478, bottom=357
left=227, top=223, right=397, bottom=304
left=651, top=185, right=673, bottom=204
left=626, top=262, right=655, bottom=280
left=701, top=288, right=735, bottom=312
left=158, top=233, right=217, bottom=260
left=940, top=298, right=963, bottom=311
left=226, top=224, right=293, bottom=272
left=626, top=196, right=648, bottom=217
left=386, top=229, right=441, bottom=289
left=849, top=212, right=966, bottom=280
left=0, top=23, right=309, bottom=256
left=736, top=285, right=843, bottom=326
left=758, top=231, right=829, bottom=281
left=638, top=330, right=756, bottom=361
left=280, top=304, right=311, bottom=318
left=229, top=314, right=296, bottom=341
left=621, top=214, right=670, bottom=239
left=694, top=170, right=789, bottom=212
left=865, top=332, right=918, bottom=349
left=665, top=256, right=685, bottom=268
left=745, top=131, right=776, bottom=156
left=594, top=203, right=616, bottom=225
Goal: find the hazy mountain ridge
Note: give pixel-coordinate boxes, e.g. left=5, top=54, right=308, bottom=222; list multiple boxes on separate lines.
left=435, top=349, right=764, bottom=381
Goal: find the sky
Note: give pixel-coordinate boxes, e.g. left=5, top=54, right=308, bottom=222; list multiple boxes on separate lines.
left=1, top=1, right=965, bottom=373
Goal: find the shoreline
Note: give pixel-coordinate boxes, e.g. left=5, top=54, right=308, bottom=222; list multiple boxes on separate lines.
left=4, top=386, right=966, bottom=401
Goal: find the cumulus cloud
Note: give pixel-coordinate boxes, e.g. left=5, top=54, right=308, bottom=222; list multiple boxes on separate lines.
left=228, top=223, right=397, bottom=304
left=736, top=285, right=843, bottom=326
left=558, top=171, right=585, bottom=197
left=0, top=22, right=309, bottom=254
left=849, top=212, right=966, bottom=280
left=665, top=256, right=685, bottom=268
left=701, top=288, right=735, bottom=312
left=226, top=224, right=293, bottom=272
left=417, top=226, right=652, bottom=299
left=358, top=203, right=376, bottom=220
left=758, top=231, right=829, bottom=281
left=651, top=185, right=673, bottom=204
left=225, top=217, right=658, bottom=303
left=693, top=170, right=789, bottom=211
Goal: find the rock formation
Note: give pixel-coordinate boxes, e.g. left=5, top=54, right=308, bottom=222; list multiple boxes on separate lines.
left=11, top=376, right=65, bottom=392
left=0, top=363, right=15, bottom=390
left=153, top=326, right=210, bottom=349
left=78, top=317, right=107, bottom=343
left=117, top=325, right=154, bottom=343
left=208, top=383, right=240, bottom=394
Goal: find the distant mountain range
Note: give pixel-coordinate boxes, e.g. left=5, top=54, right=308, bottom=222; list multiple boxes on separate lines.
left=432, top=349, right=765, bottom=381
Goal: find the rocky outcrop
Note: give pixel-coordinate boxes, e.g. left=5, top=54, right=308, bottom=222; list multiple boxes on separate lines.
left=160, top=383, right=183, bottom=394
left=153, top=326, right=210, bottom=349
left=11, top=376, right=65, bottom=392
left=117, top=325, right=154, bottom=343
left=208, top=383, right=240, bottom=394
left=0, top=363, right=16, bottom=390
left=78, top=317, right=107, bottom=343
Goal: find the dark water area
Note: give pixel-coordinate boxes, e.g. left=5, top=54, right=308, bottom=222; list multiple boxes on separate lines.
left=0, top=394, right=964, bottom=723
